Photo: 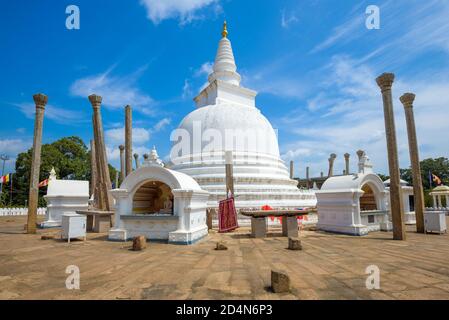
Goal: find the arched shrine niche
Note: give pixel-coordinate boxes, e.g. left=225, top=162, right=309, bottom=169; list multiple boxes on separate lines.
left=132, top=180, right=173, bottom=215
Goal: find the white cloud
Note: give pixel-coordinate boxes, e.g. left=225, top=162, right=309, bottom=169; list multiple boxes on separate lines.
left=153, top=118, right=171, bottom=132
left=139, top=0, right=220, bottom=25
left=279, top=55, right=449, bottom=176
left=281, top=10, right=299, bottom=29
left=70, top=66, right=156, bottom=116
left=14, top=103, right=85, bottom=124
left=0, top=139, right=32, bottom=173
left=194, top=61, right=213, bottom=77
left=105, top=127, right=151, bottom=146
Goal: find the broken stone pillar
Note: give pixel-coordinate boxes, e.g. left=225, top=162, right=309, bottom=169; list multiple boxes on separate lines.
left=90, top=139, right=98, bottom=199
left=289, top=160, right=294, bottom=179
left=89, top=94, right=113, bottom=211
left=344, top=153, right=350, bottom=175
left=119, top=145, right=125, bottom=182
left=288, top=237, right=302, bottom=250
left=225, top=151, right=234, bottom=197
left=134, top=153, right=140, bottom=169
left=271, top=270, right=290, bottom=293
left=306, top=166, right=310, bottom=189
left=400, top=93, right=425, bottom=234
left=132, top=235, right=147, bottom=251
left=327, top=153, right=337, bottom=177
left=376, top=73, right=405, bottom=240
left=125, top=105, right=132, bottom=176
left=27, top=93, right=47, bottom=234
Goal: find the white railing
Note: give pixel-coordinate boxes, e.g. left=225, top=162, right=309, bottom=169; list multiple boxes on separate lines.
left=0, top=207, right=46, bottom=217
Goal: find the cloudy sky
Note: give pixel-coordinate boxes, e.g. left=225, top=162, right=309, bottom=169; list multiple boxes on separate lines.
left=0, top=0, right=448, bottom=178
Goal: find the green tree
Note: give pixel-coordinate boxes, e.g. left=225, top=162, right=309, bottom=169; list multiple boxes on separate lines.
left=2, top=136, right=117, bottom=207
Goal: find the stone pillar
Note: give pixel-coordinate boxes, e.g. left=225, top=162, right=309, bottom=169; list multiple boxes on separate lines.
left=320, top=172, right=323, bottom=178
left=119, top=145, right=125, bottom=182
left=344, top=153, right=350, bottom=175
left=400, top=93, right=425, bottom=233
left=376, top=73, right=405, bottom=240
left=89, top=94, right=113, bottom=211
left=134, top=153, right=140, bottom=169
left=432, top=195, right=437, bottom=209
left=327, top=153, right=337, bottom=177
left=143, top=154, right=149, bottom=161
left=306, top=166, right=310, bottom=189
left=225, top=151, right=234, bottom=197
left=445, top=195, right=449, bottom=208
left=27, top=93, right=47, bottom=234
left=90, top=139, right=98, bottom=199
left=115, top=171, right=119, bottom=189
left=289, top=160, right=294, bottom=179
left=125, top=105, right=132, bottom=176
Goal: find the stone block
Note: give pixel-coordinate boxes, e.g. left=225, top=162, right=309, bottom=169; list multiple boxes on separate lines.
left=288, top=237, right=302, bottom=250
left=251, top=217, right=267, bottom=238
left=271, top=270, right=290, bottom=293
left=41, top=235, right=55, bottom=240
left=282, top=216, right=299, bottom=237
left=132, top=236, right=147, bottom=251
left=215, top=241, right=228, bottom=250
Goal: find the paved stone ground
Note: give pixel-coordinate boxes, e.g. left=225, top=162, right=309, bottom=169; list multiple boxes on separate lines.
left=1, top=216, right=449, bottom=300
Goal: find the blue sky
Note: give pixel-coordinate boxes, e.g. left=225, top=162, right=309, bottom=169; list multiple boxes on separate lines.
left=1, top=0, right=448, bottom=177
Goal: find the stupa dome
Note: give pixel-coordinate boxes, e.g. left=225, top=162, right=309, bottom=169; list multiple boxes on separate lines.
left=170, top=22, right=316, bottom=209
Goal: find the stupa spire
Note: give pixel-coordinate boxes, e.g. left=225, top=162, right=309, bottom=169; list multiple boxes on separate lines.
left=208, top=21, right=241, bottom=86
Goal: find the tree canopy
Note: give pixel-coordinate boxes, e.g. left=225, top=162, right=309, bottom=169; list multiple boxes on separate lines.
left=1, top=136, right=117, bottom=207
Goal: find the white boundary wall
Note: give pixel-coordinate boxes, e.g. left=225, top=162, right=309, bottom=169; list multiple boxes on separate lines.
left=0, top=207, right=46, bottom=216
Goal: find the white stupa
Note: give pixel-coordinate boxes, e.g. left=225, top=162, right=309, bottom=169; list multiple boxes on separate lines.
left=170, top=22, right=316, bottom=209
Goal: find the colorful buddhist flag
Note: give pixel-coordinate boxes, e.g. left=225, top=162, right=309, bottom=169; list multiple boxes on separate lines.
left=432, top=174, right=442, bottom=186
left=0, top=174, right=10, bottom=184
left=38, top=179, right=49, bottom=188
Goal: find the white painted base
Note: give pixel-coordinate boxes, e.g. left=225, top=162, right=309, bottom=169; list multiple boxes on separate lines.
left=380, top=221, right=393, bottom=231
left=39, top=220, right=61, bottom=228
left=169, top=226, right=208, bottom=245
left=108, top=228, right=127, bottom=241
left=404, top=212, right=416, bottom=225
left=317, top=223, right=369, bottom=236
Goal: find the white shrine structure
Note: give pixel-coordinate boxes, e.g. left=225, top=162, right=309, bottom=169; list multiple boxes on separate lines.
left=429, top=185, right=449, bottom=209
left=169, top=22, right=316, bottom=210
left=109, top=147, right=209, bottom=245
left=383, top=178, right=416, bottom=225
left=315, top=151, right=392, bottom=235
left=40, top=168, right=89, bottom=228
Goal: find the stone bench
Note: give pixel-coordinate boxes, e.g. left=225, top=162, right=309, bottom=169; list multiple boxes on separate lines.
left=240, top=210, right=310, bottom=238
left=76, top=210, right=114, bottom=233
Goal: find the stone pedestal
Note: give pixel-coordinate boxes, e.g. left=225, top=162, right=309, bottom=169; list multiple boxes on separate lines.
left=251, top=217, right=267, bottom=238
left=282, top=216, right=299, bottom=237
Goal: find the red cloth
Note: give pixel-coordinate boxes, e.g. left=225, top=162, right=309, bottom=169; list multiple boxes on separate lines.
left=218, top=197, right=238, bottom=233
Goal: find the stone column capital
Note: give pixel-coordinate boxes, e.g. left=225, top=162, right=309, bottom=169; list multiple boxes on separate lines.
left=344, top=153, right=350, bottom=159
left=329, top=153, right=337, bottom=161
left=119, top=145, right=125, bottom=151
left=376, top=73, right=395, bottom=92
left=88, top=94, right=102, bottom=108
left=33, top=93, right=48, bottom=109
left=134, top=153, right=138, bottom=159
left=400, top=93, right=415, bottom=108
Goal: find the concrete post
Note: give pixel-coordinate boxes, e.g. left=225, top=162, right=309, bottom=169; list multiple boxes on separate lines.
left=119, top=145, right=125, bottom=182
left=400, top=93, right=425, bottom=233
left=344, top=153, right=350, bottom=175
left=376, top=73, right=406, bottom=240
left=225, top=151, right=234, bottom=198
left=27, top=93, right=47, bottom=234
left=328, top=153, right=337, bottom=177
left=134, top=153, right=140, bottom=169
left=289, top=160, right=294, bottom=179
left=89, top=94, right=113, bottom=211
left=125, top=105, right=132, bottom=176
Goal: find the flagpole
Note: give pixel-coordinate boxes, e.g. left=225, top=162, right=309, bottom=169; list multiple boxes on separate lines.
left=10, top=173, right=13, bottom=206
